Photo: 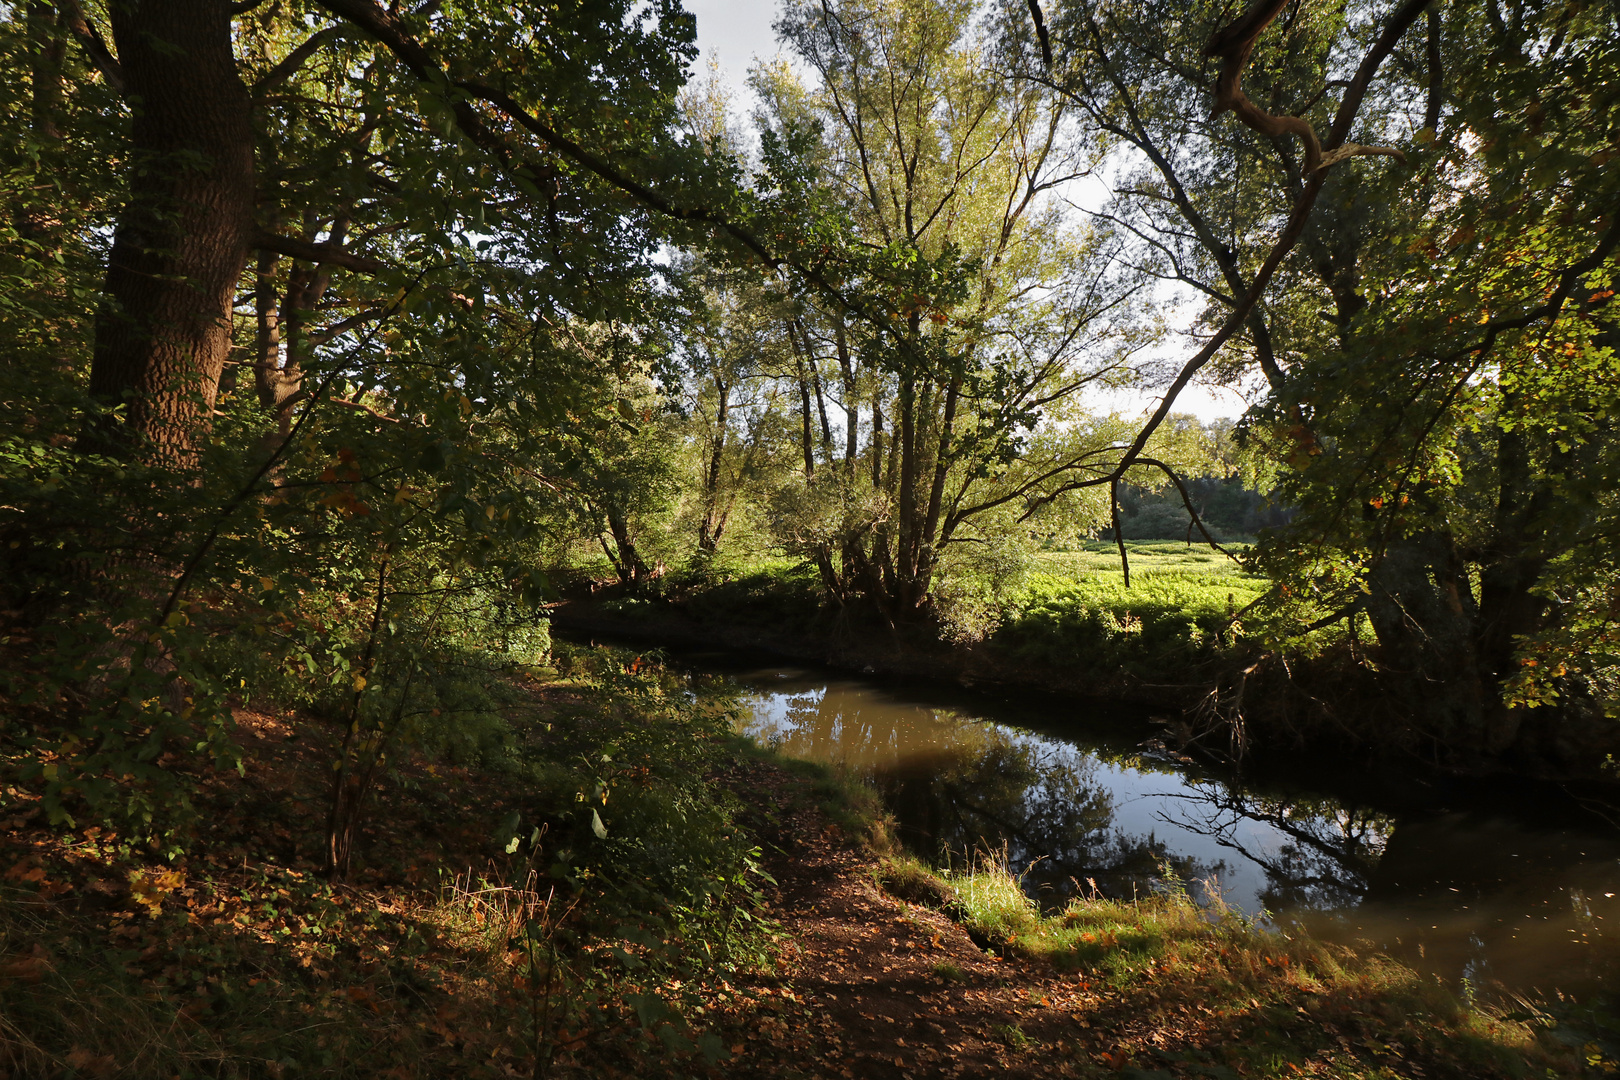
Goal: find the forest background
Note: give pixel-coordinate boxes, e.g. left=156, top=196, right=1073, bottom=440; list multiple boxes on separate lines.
left=0, top=0, right=1616, bottom=1074
left=2, top=0, right=1618, bottom=844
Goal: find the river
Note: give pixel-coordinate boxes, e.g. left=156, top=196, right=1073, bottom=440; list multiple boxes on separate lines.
left=575, top=633, right=1620, bottom=999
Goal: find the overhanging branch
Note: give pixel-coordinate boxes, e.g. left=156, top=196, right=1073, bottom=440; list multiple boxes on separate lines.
left=253, top=227, right=388, bottom=274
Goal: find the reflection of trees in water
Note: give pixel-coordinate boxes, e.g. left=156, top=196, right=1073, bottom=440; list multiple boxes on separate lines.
left=742, top=681, right=1620, bottom=995
left=1155, top=787, right=1391, bottom=912
left=758, top=688, right=1218, bottom=907
left=879, top=738, right=1215, bottom=906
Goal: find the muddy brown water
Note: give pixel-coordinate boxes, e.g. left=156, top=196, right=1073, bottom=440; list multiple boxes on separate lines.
left=570, top=632, right=1620, bottom=1000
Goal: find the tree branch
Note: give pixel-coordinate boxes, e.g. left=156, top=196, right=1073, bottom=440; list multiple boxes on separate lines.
left=254, top=26, right=343, bottom=94
left=253, top=227, right=388, bottom=274
left=313, top=0, right=913, bottom=363
left=1026, top=0, right=1053, bottom=69
left=58, top=0, right=124, bottom=93
left=1203, top=0, right=1412, bottom=174
left=1110, top=0, right=1431, bottom=480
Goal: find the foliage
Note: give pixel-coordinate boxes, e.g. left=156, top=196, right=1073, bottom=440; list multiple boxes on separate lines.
left=0, top=645, right=779, bottom=1078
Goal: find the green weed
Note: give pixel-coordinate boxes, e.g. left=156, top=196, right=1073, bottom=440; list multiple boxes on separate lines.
left=991, top=1022, right=1031, bottom=1048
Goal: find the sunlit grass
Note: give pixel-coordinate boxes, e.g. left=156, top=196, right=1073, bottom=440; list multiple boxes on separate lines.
left=876, top=848, right=1567, bottom=1078
left=1030, top=540, right=1259, bottom=582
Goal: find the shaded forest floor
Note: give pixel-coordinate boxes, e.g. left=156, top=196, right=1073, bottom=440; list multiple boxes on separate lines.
left=0, top=666, right=1599, bottom=1079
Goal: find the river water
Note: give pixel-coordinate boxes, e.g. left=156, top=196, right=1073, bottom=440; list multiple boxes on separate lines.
left=677, top=650, right=1620, bottom=999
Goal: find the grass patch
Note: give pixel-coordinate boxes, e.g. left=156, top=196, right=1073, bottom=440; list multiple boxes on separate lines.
left=1029, top=541, right=1257, bottom=581
left=990, top=562, right=1269, bottom=684
left=876, top=848, right=1581, bottom=1077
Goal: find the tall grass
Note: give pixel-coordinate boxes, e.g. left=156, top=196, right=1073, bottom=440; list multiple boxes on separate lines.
left=876, top=848, right=1567, bottom=1076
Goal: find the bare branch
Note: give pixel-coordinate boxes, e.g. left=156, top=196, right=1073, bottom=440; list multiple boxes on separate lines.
left=1133, top=455, right=1240, bottom=560
left=254, top=27, right=343, bottom=94
left=1026, top=0, right=1054, bottom=70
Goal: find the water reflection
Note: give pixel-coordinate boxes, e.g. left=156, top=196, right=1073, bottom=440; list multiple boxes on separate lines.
left=1155, top=787, right=1387, bottom=911
left=723, top=663, right=1620, bottom=995
left=745, top=679, right=1222, bottom=906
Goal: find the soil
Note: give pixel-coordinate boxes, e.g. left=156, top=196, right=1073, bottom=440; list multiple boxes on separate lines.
left=711, top=756, right=1290, bottom=1080
left=716, top=757, right=1095, bottom=1078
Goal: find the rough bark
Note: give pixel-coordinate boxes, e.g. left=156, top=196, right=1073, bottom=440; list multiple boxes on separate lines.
left=86, top=0, right=255, bottom=465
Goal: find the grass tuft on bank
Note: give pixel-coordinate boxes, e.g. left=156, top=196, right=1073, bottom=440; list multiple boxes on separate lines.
left=875, top=849, right=1580, bottom=1078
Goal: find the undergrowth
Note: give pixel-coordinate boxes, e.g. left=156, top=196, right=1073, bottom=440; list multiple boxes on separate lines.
left=0, top=642, right=781, bottom=1079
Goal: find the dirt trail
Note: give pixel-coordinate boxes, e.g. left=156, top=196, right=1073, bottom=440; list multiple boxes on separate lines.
left=719, top=760, right=1104, bottom=1079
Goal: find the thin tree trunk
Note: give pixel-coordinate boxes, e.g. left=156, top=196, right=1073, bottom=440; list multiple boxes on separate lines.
left=835, top=318, right=858, bottom=476
left=87, top=0, right=255, bottom=465
left=27, top=3, right=65, bottom=145
left=915, top=376, right=960, bottom=599
left=252, top=250, right=291, bottom=417
left=790, top=325, right=816, bottom=479
left=698, top=374, right=730, bottom=552
left=327, top=553, right=389, bottom=881
left=870, top=397, right=884, bottom=489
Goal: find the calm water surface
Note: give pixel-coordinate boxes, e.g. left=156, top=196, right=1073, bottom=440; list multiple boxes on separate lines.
left=692, top=653, right=1620, bottom=998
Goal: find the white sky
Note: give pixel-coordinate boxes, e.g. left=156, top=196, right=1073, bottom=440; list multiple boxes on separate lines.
left=683, top=0, right=1245, bottom=425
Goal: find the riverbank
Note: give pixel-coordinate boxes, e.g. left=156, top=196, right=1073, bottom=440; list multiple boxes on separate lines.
left=551, top=572, right=1620, bottom=785
left=4, top=645, right=1596, bottom=1078
left=550, top=545, right=1267, bottom=711
left=551, top=592, right=1214, bottom=706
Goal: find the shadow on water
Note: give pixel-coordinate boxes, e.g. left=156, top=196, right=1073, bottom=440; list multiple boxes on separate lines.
left=565, top=633, right=1620, bottom=999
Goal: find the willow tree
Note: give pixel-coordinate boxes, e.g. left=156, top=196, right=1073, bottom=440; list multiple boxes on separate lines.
left=755, top=0, right=1148, bottom=620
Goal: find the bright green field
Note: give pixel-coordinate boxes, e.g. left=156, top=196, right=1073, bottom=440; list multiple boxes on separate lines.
left=996, top=543, right=1270, bottom=679
left=1029, top=540, right=1259, bottom=583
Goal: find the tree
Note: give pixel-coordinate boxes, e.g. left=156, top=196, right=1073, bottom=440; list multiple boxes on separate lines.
left=1028, top=0, right=1619, bottom=752
left=0, top=0, right=715, bottom=858
left=1244, top=0, right=1620, bottom=751
left=55, top=0, right=702, bottom=464
left=753, top=0, right=1148, bottom=620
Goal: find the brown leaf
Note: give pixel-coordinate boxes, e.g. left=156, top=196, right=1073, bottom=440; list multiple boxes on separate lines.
left=64, top=1048, right=117, bottom=1077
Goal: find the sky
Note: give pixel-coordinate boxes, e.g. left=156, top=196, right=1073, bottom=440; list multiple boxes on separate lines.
left=681, top=0, right=1246, bottom=425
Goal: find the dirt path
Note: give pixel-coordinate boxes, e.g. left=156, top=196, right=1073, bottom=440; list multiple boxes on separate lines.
left=718, top=759, right=1103, bottom=1079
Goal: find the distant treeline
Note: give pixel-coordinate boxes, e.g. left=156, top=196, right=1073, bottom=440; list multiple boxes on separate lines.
left=1098, top=477, right=1292, bottom=543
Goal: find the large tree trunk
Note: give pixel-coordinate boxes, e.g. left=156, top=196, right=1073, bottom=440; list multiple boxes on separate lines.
left=87, top=0, right=254, bottom=465
left=1471, top=426, right=1554, bottom=752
